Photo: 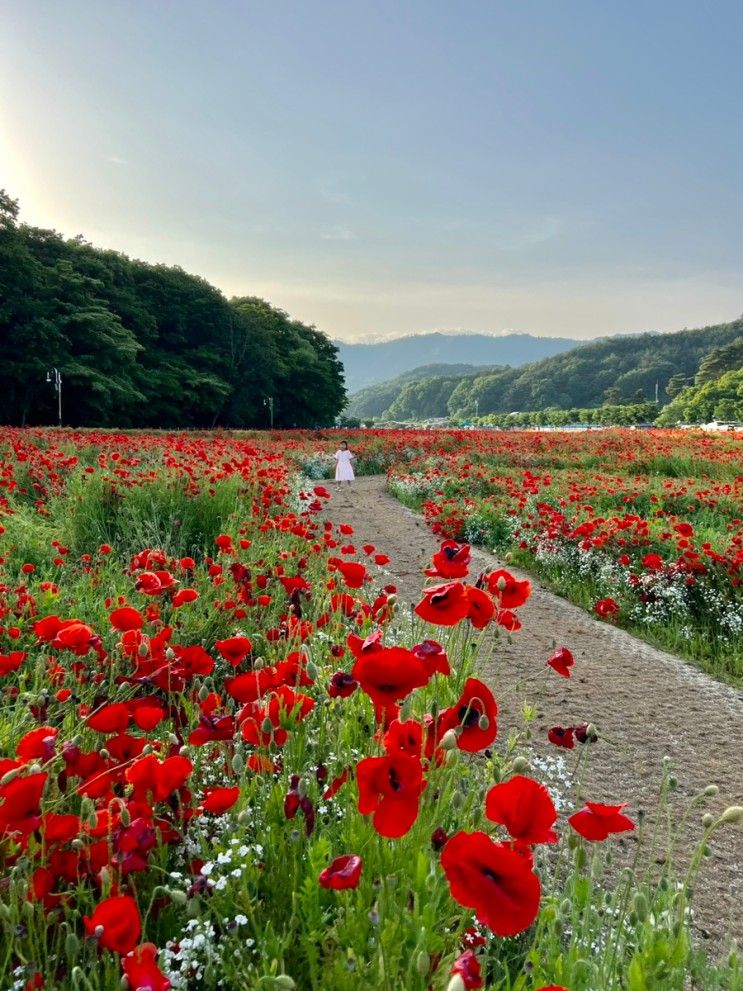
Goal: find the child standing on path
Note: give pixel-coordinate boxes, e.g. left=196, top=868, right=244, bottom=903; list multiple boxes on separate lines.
left=334, top=441, right=355, bottom=487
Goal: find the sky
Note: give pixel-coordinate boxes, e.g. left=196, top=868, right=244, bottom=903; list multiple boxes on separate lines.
left=2, top=0, right=742, bottom=342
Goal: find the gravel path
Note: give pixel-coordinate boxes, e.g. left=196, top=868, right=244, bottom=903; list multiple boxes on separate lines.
left=324, top=475, right=743, bottom=953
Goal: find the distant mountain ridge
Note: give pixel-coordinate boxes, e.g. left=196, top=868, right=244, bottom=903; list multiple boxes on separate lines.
left=335, top=332, right=579, bottom=392
left=344, top=318, right=743, bottom=421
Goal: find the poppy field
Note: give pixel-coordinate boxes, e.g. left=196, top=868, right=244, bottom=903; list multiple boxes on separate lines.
left=383, top=428, right=743, bottom=682
left=0, top=427, right=741, bottom=991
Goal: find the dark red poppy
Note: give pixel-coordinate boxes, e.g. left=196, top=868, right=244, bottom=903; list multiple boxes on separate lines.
left=440, top=830, right=541, bottom=937
left=415, top=582, right=471, bottom=626
left=83, top=894, right=142, bottom=954
left=318, top=854, right=362, bottom=890
left=425, top=540, right=472, bottom=579
left=484, top=775, right=557, bottom=845
left=486, top=569, right=531, bottom=609
left=546, top=646, right=574, bottom=678
left=547, top=726, right=575, bottom=749
left=86, top=702, right=130, bottom=734
left=356, top=752, right=425, bottom=838
left=412, top=639, right=450, bottom=677
left=327, top=671, right=358, bottom=698
left=568, top=802, right=635, bottom=841
left=594, top=597, right=619, bottom=619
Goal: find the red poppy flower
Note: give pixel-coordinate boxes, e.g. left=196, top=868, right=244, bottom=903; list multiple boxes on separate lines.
left=0, top=771, right=47, bottom=837
left=412, top=639, right=450, bottom=677
left=484, top=775, right=557, bottom=845
left=0, top=651, right=26, bottom=675
left=240, top=686, right=314, bottom=747
left=352, top=646, right=429, bottom=711
left=547, top=726, right=575, bottom=749
left=594, top=597, right=619, bottom=619
left=318, top=854, right=362, bottom=890
left=486, top=569, right=531, bottom=609
left=440, top=830, right=541, bottom=937
left=568, top=801, right=635, bottom=841
left=383, top=719, right=423, bottom=757
left=200, top=786, right=240, bottom=815
left=546, top=646, right=574, bottom=678
left=122, top=944, right=170, bottom=991
left=450, top=949, right=483, bottom=989
left=356, top=752, right=425, bottom=838
left=327, top=671, right=358, bottom=698
left=328, top=557, right=368, bottom=589
left=86, top=702, right=130, bottom=734
left=83, top=894, right=141, bottom=955
left=109, top=607, right=144, bottom=632
left=125, top=755, right=193, bottom=804
left=425, top=540, right=472, bottom=579
left=415, top=582, right=471, bottom=626
left=495, top=609, right=521, bottom=632
left=438, top=678, right=498, bottom=752
left=465, top=586, right=496, bottom=629
left=53, top=621, right=97, bottom=655
left=172, top=588, right=199, bottom=607
left=215, top=636, right=253, bottom=666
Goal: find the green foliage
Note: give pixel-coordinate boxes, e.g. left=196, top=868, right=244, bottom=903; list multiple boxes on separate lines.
left=695, top=336, right=743, bottom=384
left=347, top=321, right=743, bottom=422
left=345, top=363, right=500, bottom=419
left=0, top=192, right=346, bottom=428
left=657, top=369, right=743, bottom=425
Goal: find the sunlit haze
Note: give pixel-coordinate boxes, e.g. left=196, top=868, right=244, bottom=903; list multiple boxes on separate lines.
left=2, top=1, right=742, bottom=342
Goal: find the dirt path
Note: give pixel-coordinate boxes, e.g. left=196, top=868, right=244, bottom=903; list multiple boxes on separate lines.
left=324, top=476, right=743, bottom=952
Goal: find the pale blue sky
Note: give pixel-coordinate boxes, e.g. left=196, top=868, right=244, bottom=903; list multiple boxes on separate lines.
left=2, top=1, right=742, bottom=341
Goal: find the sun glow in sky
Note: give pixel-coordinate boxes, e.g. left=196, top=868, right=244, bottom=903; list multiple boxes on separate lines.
left=2, top=1, right=742, bottom=342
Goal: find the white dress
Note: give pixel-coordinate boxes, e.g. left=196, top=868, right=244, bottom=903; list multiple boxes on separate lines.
left=334, top=449, right=355, bottom=481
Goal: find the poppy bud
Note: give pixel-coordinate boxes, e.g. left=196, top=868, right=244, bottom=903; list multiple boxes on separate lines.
left=138, top=641, right=149, bottom=657
left=704, top=784, right=719, bottom=797
left=99, top=749, right=110, bottom=760
left=71, top=838, right=85, bottom=851
left=187, top=897, right=200, bottom=918
left=168, top=733, right=179, bottom=745
left=446, top=976, right=466, bottom=991
left=495, top=575, right=507, bottom=591
left=477, top=714, right=489, bottom=731
left=511, top=756, right=529, bottom=774
left=238, top=809, right=251, bottom=824
left=633, top=892, right=649, bottom=921
left=232, top=752, right=245, bottom=773
left=99, top=866, right=112, bottom=887
left=119, top=805, right=131, bottom=827
left=165, top=647, right=176, bottom=661
left=297, top=778, right=308, bottom=798
left=94, top=924, right=105, bottom=938
left=261, top=717, right=274, bottom=735
left=65, top=931, right=80, bottom=956
left=170, top=888, right=187, bottom=905
left=387, top=594, right=397, bottom=605
left=306, top=661, right=318, bottom=680
left=28, top=762, right=42, bottom=775
left=719, top=805, right=743, bottom=825
left=0, top=768, right=19, bottom=786
left=440, top=729, right=458, bottom=751
left=702, top=813, right=714, bottom=828
left=254, top=656, right=265, bottom=670
left=274, top=978, right=296, bottom=990
left=574, top=845, right=587, bottom=869
left=415, top=950, right=430, bottom=975
left=198, top=684, right=210, bottom=701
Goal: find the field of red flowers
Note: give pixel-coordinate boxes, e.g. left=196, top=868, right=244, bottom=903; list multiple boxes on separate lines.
left=0, top=428, right=741, bottom=991
left=382, top=428, right=743, bottom=682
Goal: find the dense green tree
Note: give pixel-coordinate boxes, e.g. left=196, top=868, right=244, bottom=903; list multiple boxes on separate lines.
left=666, top=373, right=690, bottom=398
left=0, top=192, right=346, bottom=428
left=695, top=336, right=743, bottom=384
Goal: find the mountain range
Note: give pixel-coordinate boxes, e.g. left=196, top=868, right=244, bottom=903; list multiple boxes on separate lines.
left=335, top=332, right=580, bottom=392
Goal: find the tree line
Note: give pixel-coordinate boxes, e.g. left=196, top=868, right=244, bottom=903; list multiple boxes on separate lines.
left=0, top=191, right=346, bottom=428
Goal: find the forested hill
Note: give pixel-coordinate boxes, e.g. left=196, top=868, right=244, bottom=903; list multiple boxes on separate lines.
left=336, top=332, right=579, bottom=392
left=343, top=363, right=500, bottom=420
left=346, top=319, right=743, bottom=421
left=0, top=191, right=346, bottom=428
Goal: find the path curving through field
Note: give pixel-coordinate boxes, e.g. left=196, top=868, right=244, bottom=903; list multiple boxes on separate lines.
left=324, top=475, right=743, bottom=951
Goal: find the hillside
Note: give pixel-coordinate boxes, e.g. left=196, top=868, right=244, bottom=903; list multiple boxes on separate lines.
left=345, top=363, right=499, bottom=419
left=335, top=332, right=579, bottom=392
left=347, top=318, right=743, bottom=421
